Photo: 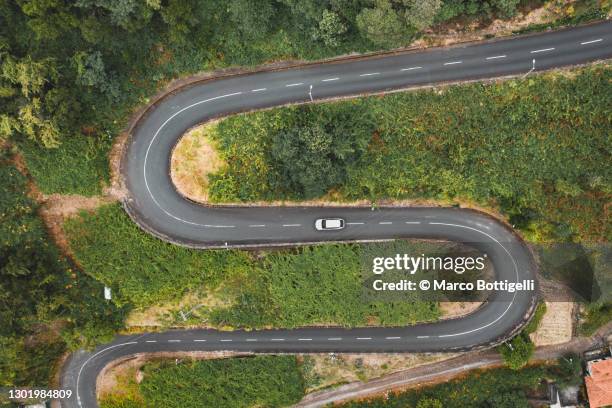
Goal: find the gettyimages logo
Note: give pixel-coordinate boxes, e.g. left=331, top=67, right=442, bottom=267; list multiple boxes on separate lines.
left=371, top=253, right=487, bottom=275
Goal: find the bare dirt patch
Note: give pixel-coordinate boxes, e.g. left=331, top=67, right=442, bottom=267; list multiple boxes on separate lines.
left=416, top=0, right=583, bottom=48
left=125, top=285, right=234, bottom=328
left=301, top=352, right=460, bottom=393
left=171, top=123, right=225, bottom=203
left=440, top=302, right=483, bottom=319
left=530, top=301, right=574, bottom=346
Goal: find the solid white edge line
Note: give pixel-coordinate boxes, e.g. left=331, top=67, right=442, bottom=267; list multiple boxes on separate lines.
left=530, top=47, right=554, bottom=53
left=143, top=92, right=244, bottom=227
left=76, top=342, right=138, bottom=407
left=428, top=222, right=520, bottom=338
left=581, top=38, right=603, bottom=45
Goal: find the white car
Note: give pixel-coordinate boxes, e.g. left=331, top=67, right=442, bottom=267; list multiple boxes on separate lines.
left=315, top=218, right=345, bottom=231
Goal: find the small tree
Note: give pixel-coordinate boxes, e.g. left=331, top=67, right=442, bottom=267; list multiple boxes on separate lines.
left=499, top=333, right=534, bottom=370
left=313, top=10, right=347, bottom=47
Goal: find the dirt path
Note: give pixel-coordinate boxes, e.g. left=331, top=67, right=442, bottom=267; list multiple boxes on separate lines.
left=295, top=322, right=612, bottom=407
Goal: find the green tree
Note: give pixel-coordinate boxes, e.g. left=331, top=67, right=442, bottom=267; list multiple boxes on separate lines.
left=416, top=397, right=443, bottom=408
left=404, top=0, right=442, bottom=30
left=499, top=333, right=535, bottom=370
left=228, top=0, right=275, bottom=40
left=356, top=0, right=409, bottom=47
left=313, top=9, right=348, bottom=47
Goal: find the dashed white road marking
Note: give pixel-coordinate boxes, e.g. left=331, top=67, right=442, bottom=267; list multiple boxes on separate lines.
left=249, top=224, right=266, bottom=227
left=271, top=338, right=285, bottom=341
left=386, top=336, right=401, bottom=340
left=401, top=66, right=422, bottom=71
left=220, top=339, right=233, bottom=342
left=359, top=72, right=380, bottom=77
left=417, top=335, right=430, bottom=339
left=282, top=224, right=302, bottom=227
left=322, top=77, right=340, bottom=82
left=251, top=88, right=266, bottom=92
left=286, top=82, right=304, bottom=87
left=405, top=221, right=421, bottom=224
left=298, top=338, right=312, bottom=341
left=486, top=55, right=506, bottom=60
left=357, top=337, right=372, bottom=340
left=194, top=339, right=206, bottom=342
left=145, top=340, right=157, bottom=343
left=530, top=47, right=554, bottom=53
left=246, top=339, right=258, bottom=342
left=347, top=222, right=365, bottom=225
left=444, top=61, right=462, bottom=65
left=168, top=339, right=181, bottom=343
left=581, top=38, right=603, bottom=45
left=379, top=221, right=392, bottom=225
left=327, top=337, right=342, bottom=341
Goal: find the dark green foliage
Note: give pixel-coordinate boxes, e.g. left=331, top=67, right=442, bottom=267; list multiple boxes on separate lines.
left=342, top=365, right=549, bottom=407
left=524, top=301, right=546, bottom=334
left=0, top=156, right=126, bottom=386
left=64, top=204, right=439, bottom=328
left=208, top=66, right=612, bottom=243
left=101, top=356, right=305, bottom=408
left=0, top=0, right=565, bottom=195
left=499, top=333, right=535, bottom=370
left=579, top=302, right=612, bottom=335
left=554, top=353, right=583, bottom=389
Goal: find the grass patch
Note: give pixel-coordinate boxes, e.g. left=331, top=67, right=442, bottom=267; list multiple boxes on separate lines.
left=579, top=302, right=612, bottom=335
left=206, top=65, right=612, bottom=243
left=18, top=136, right=112, bottom=196
left=524, top=301, right=547, bottom=334
left=64, top=204, right=440, bottom=328
left=99, top=356, right=304, bottom=408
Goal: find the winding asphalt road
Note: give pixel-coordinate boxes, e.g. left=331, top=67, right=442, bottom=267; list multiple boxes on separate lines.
left=59, top=22, right=611, bottom=408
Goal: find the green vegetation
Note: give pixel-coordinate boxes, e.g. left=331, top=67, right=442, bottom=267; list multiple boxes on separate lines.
left=64, top=204, right=439, bottom=328
left=0, top=151, right=125, bottom=388
left=341, top=364, right=571, bottom=407
left=579, top=302, right=612, bottom=335
left=498, top=301, right=544, bottom=370
left=208, top=65, right=611, bottom=243
left=523, top=301, right=547, bottom=334
left=100, top=356, right=304, bottom=408
left=498, top=332, right=535, bottom=370
left=514, top=0, right=609, bottom=34
left=4, top=0, right=599, bottom=195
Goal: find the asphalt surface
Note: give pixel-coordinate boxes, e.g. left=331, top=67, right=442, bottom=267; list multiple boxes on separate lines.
left=59, top=22, right=611, bottom=408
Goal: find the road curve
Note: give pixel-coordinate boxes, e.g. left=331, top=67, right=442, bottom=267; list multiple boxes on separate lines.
left=60, top=22, right=611, bottom=408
